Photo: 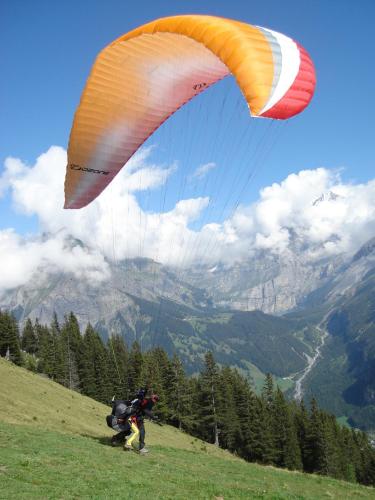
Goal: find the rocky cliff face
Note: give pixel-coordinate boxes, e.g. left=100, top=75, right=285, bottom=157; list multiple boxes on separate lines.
left=1, top=258, right=210, bottom=335
left=3, top=234, right=374, bottom=327
left=1, top=245, right=348, bottom=333
left=179, top=248, right=344, bottom=314
left=2, top=234, right=375, bottom=326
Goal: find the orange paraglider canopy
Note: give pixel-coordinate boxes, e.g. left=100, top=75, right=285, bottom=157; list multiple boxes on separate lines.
left=64, top=15, right=316, bottom=209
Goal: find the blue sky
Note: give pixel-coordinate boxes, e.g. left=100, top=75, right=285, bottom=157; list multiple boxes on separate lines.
left=2, top=0, right=374, bottom=167
left=1, top=0, right=374, bottom=250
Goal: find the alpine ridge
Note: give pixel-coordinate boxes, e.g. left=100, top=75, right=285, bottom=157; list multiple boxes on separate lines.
left=1, top=234, right=375, bottom=430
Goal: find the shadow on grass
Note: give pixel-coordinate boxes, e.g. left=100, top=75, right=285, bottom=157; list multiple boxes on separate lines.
left=80, top=434, right=117, bottom=447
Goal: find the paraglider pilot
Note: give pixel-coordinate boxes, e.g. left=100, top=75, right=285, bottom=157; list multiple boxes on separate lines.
left=107, top=389, right=159, bottom=453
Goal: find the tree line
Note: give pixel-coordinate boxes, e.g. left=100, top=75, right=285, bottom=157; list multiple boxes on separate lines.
left=1, top=310, right=374, bottom=487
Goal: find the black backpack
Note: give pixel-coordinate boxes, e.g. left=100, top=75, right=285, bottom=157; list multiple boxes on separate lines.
left=111, top=399, right=131, bottom=417
left=106, top=399, right=133, bottom=429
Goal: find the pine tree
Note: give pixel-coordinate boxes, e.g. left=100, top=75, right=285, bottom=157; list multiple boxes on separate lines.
left=107, top=334, right=129, bottom=398
left=79, top=324, right=112, bottom=403
left=79, top=325, right=96, bottom=398
left=262, top=373, right=275, bottom=405
left=168, top=354, right=194, bottom=430
left=352, top=429, right=375, bottom=486
left=141, top=347, right=171, bottom=420
left=0, top=311, right=6, bottom=357
left=36, top=322, right=55, bottom=377
left=21, top=318, right=38, bottom=354
left=273, top=387, right=302, bottom=470
left=234, top=376, right=259, bottom=461
left=9, top=312, right=22, bottom=365
left=304, top=398, right=332, bottom=475
left=60, top=313, right=82, bottom=390
left=0, top=311, right=22, bottom=365
left=323, top=414, right=346, bottom=479
left=294, top=399, right=310, bottom=470
left=127, top=341, right=143, bottom=397
left=217, top=367, right=241, bottom=452
left=255, top=397, right=277, bottom=464
left=198, top=352, right=220, bottom=446
left=50, top=313, right=65, bottom=384
left=258, top=373, right=277, bottom=464
left=340, top=426, right=359, bottom=483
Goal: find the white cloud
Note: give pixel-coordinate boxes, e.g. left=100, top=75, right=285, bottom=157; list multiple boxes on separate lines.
left=0, top=145, right=210, bottom=291
left=216, top=168, right=375, bottom=261
left=0, top=146, right=375, bottom=293
left=0, top=229, right=109, bottom=290
left=190, top=162, right=216, bottom=180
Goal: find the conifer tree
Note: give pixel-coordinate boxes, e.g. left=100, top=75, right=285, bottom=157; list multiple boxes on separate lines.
left=79, top=324, right=112, bottom=403
left=294, top=399, right=310, bottom=470
left=127, top=341, right=143, bottom=397
left=11, top=315, right=22, bottom=365
left=35, top=322, right=55, bottom=377
left=79, top=325, right=96, bottom=398
left=141, top=347, right=171, bottom=420
left=352, top=429, right=375, bottom=485
left=323, top=413, right=346, bottom=479
left=235, top=377, right=260, bottom=461
left=255, top=397, right=277, bottom=464
left=306, top=404, right=344, bottom=478
left=262, top=373, right=275, bottom=405
left=21, top=318, right=38, bottom=354
left=198, top=352, right=220, bottom=446
left=168, top=354, right=194, bottom=430
left=186, top=376, right=202, bottom=436
left=339, top=426, right=359, bottom=483
left=0, top=311, right=22, bottom=365
left=60, top=313, right=82, bottom=390
left=107, top=334, right=129, bottom=398
left=217, top=367, right=241, bottom=452
left=273, top=387, right=302, bottom=470
left=259, top=373, right=277, bottom=464
left=0, top=311, right=6, bottom=357
left=304, top=398, right=329, bottom=474
left=50, top=313, right=65, bottom=384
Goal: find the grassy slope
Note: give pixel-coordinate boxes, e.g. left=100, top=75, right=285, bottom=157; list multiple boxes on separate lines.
left=0, top=359, right=374, bottom=499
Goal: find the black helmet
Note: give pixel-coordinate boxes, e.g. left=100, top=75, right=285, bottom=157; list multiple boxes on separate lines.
left=136, top=388, right=147, bottom=399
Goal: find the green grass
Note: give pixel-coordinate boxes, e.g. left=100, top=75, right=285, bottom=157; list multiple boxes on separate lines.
left=0, top=359, right=374, bottom=499
left=275, top=377, right=295, bottom=393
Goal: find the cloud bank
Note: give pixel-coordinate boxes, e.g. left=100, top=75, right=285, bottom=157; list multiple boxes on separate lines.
left=0, top=146, right=374, bottom=292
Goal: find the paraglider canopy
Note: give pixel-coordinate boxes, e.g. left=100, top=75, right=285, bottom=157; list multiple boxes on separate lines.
left=64, top=14, right=316, bottom=209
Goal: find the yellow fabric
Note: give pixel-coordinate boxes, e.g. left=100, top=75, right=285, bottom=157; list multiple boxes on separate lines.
left=125, top=420, right=139, bottom=448
left=112, top=15, right=274, bottom=114
left=65, top=15, right=275, bottom=208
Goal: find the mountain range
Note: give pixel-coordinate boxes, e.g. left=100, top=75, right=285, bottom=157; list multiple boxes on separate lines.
left=1, top=234, right=375, bottom=430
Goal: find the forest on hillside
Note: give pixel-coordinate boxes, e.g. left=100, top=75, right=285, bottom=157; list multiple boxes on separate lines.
left=1, top=310, right=375, bottom=487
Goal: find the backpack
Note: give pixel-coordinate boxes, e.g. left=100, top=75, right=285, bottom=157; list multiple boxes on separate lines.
left=111, top=399, right=131, bottom=417
left=106, top=399, right=133, bottom=430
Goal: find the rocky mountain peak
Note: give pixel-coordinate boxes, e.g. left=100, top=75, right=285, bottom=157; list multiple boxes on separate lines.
left=352, top=237, right=375, bottom=262
left=312, top=191, right=341, bottom=206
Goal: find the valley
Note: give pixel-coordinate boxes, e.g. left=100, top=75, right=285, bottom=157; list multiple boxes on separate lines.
left=1, top=235, right=375, bottom=431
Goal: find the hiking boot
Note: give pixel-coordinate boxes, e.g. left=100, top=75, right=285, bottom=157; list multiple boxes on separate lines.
left=139, top=447, right=149, bottom=454
left=124, top=443, right=133, bottom=451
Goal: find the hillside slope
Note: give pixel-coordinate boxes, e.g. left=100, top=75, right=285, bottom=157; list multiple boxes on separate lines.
left=0, top=359, right=374, bottom=499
